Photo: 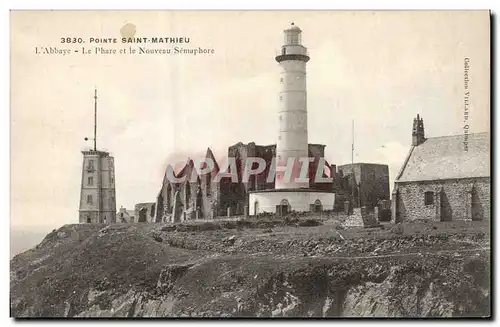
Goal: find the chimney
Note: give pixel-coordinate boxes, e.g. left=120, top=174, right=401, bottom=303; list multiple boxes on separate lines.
left=412, top=114, right=426, bottom=146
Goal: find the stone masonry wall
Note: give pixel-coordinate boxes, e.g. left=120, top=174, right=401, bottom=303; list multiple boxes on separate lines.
left=395, top=177, right=490, bottom=222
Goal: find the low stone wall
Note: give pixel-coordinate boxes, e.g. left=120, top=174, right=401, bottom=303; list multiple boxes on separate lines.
left=342, top=207, right=381, bottom=228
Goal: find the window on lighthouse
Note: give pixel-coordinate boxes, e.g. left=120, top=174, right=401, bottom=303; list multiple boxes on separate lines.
left=286, top=33, right=299, bottom=45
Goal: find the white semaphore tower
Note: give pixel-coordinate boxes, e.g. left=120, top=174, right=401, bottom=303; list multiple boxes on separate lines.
left=275, top=22, right=310, bottom=189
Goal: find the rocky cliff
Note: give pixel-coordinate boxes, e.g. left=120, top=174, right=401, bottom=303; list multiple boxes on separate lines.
left=10, top=220, right=490, bottom=317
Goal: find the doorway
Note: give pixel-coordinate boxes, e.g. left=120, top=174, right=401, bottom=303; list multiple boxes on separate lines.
left=471, top=186, right=483, bottom=221
left=254, top=201, right=259, bottom=216
left=313, top=199, right=323, bottom=213
left=279, top=199, right=290, bottom=216
left=138, top=207, right=147, bottom=223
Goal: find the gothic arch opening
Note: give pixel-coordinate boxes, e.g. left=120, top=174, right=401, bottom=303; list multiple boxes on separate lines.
left=166, top=183, right=172, bottom=214
left=196, top=178, right=203, bottom=219
left=314, top=199, right=323, bottom=213
left=185, top=182, right=191, bottom=209
left=278, top=199, right=290, bottom=216
left=138, top=207, right=147, bottom=223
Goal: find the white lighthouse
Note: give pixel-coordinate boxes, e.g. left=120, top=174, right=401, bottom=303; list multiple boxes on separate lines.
left=275, top=23, right=310, bottom=189
left=248, top=23, right=335, bottom=216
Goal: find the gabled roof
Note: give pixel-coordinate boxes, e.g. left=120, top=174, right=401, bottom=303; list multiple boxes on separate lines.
left=396, top=132, right=490, bottom=183
left=116, top=209, right=135, bottom=218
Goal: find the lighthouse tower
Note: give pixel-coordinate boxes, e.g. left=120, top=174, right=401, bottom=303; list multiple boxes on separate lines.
left=275, top=23, right=310, bottom=189
left=249, top=24, right=335, bottom=215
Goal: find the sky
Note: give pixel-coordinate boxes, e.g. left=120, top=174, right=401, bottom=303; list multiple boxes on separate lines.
left=10, top=10, right=490, bottom=232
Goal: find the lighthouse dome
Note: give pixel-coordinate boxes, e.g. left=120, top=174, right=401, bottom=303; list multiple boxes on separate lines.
left=285, top=22, right=302, bottom=32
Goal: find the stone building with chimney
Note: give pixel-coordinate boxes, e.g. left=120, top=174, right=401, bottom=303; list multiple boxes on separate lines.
left=392, top=114, right=490, bottom=222
left=116, top=206, right=135, bottom=223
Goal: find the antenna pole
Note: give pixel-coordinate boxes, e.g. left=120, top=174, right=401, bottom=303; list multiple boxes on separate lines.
left=94, top=88, right=97, bottom=151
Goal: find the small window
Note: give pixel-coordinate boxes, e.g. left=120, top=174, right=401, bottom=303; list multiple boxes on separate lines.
left=279, top=95, right=283, bottom=101
left=87, top=160, right=94, bottom=172
left=279, top=115, right=282, bottom=121
left=120, top=213, right=124, bottom=218
left=87, top=194, right=93, bottom=204
left=280, top=77, right=283, bottom=83
left=88, top=176, right=93, bottom=186
left=424, top=191, right=434, bottom=205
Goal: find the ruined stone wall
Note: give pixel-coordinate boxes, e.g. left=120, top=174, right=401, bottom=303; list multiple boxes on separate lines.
left=135, top=203, right=156, bottom=223
left=224, top=142, right=333, bottom=215
left=156, top=142, right=341, bottom=221
left=199, top=174, right=221, bottom=219
left=395, top=177, right=490, bottom=222
left=254, top=145, right=276, bottom=191
left=359, top=164, right=390, bottom=207
left=338, top=163, right=390, bottom=208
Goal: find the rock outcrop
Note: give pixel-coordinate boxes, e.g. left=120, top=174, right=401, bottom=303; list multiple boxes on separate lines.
left=10, top=222, right=490, bottom=317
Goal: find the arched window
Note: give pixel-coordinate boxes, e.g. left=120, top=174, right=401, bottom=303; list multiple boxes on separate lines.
left=185, top=183, right=191, bottom=209
left=314, top=199, right=323, bottom=213
left=279, top=199, right=291, bottom=216
left=166, top=183, right=172, bottom=211
left=280, top=199, right=290, bottom=206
